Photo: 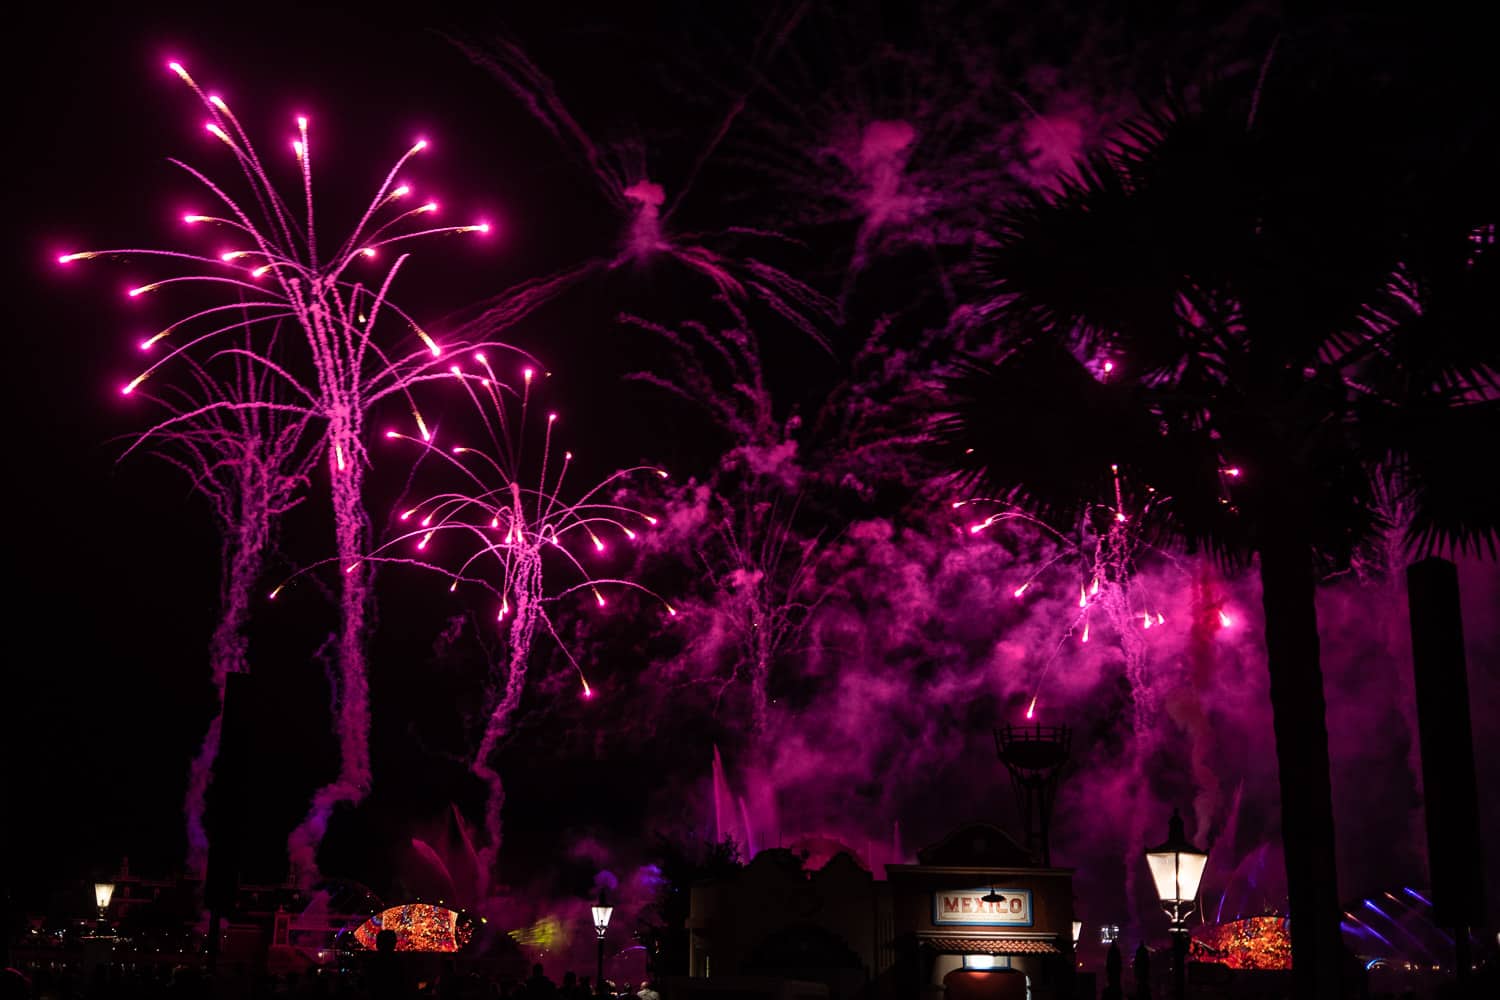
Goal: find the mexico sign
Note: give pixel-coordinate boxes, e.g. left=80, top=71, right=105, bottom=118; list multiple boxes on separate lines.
left=932, top=888, right=1034, bottom=926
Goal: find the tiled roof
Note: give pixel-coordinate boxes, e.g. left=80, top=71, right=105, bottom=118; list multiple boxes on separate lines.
left=923, top=936, right=1061, bottom=956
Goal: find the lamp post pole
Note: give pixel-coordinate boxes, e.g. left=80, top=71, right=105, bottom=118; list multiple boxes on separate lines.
left=592, top=891, right=614, bottom=997
left=1171, top=928, right=1189, bottom=1000
left=1145, top=809, right=1208, bottom=1000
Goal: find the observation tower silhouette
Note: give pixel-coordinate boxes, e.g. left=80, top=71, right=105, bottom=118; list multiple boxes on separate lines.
left=994, top=722, right=1072, bottom=866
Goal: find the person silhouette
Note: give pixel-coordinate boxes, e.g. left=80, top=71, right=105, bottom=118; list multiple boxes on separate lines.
left=1132, top=943, right=1151, bottom=1000
left=370, top=928, right=408, bottom=1000
left=526, top=963, right=557, bottom=1000
left=1102, top=940, right=1123, bottom=1000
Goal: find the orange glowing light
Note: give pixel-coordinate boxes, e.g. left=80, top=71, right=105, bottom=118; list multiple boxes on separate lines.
left=353, top=903, right=473, bottom=953
left=1190, top=916, right=1291, bottom=971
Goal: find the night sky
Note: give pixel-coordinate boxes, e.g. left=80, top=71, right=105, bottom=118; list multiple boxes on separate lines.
left=6, top=0, right=1499, bottom=964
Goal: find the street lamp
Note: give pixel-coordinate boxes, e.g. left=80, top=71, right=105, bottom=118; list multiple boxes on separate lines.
left=592, top=891, right=614, bottom=996
left=93, top=882, right=115, bottom=925
left=1145, top=809, right=1208, bottom=1000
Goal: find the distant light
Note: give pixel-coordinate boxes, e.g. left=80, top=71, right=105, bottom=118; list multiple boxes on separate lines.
left=963, top=955, right=995, bottom=970
left=592, top=892, right=614, bottom=936
left=94, top=883, right=116, bottom=912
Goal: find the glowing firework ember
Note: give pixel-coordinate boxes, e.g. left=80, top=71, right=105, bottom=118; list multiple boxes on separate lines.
left=63, top=60, right=493, bottom=882
left=363, top=359, right=671, bottom=886
left=957, top=462, right=1181, bottom=727
left=957, top=467, right=1199, bottom=924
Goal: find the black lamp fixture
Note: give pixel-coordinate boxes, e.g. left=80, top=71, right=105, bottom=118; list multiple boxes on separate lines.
left=592, top=890, right=614, bottom=996
left=1145, top=809, right=1208, bottom=1000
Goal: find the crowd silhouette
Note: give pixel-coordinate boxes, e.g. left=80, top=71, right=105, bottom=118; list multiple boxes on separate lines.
left=3, top=955, right=661, bottom=1000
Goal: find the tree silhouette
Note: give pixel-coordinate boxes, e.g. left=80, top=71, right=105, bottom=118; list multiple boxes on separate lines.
left=938, top=60, right=1499, bottom=999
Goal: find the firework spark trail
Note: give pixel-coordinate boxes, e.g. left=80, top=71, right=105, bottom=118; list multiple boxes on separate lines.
left=707, top=496, right=825, bottom=737
left=957, top=464, right=1188, bottom=729
left=619, top=301, right=957, bottom=754
left=957, top=464, right=1254, bottom=927
left=730, top=3, right=1150, bottom=320
left=447, top=33, right=835, bottom=345
left=620, top=304, right=780, bottom=461
left=729, top=10, right=1014, bottom=310
left=351, top=359, right=673, bottom=887
left=61, top=60, right=492, bottom=883
left=124, top=345, right=313, bottom=875
left=619, top=305, right=833, bottom=734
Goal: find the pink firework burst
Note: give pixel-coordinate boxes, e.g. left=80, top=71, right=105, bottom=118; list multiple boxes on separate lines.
left=358, top=358, right=672, bottom=891
left=447, top=32, right=835, bottom=346
left=63, top=59, right=495, bottom=883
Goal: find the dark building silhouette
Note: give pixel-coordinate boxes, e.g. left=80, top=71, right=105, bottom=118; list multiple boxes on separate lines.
left=685, top=824, right=1076, bottom=1000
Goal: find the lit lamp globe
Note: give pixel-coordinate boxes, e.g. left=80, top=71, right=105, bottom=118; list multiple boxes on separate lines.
left=1145, top=809, right=1208, bottom=928
left=592, top=894, right=614, bottom=939
left=93, top=882, right=116, bottom=920
left=1145, top=809, right=1208, bottom=1000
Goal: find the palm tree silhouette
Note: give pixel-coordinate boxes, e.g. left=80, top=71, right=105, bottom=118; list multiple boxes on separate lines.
left=938, top=63, right=1498, bottom=999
